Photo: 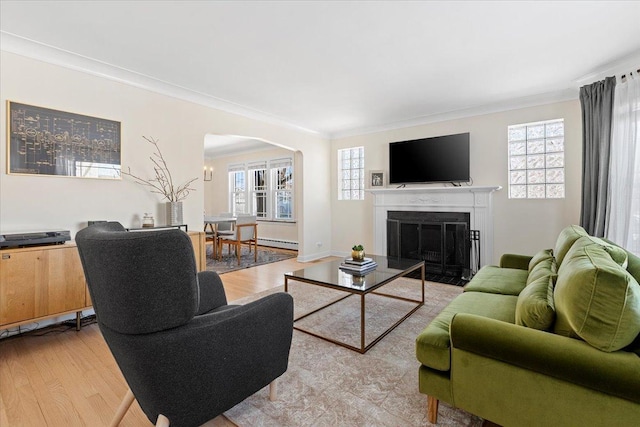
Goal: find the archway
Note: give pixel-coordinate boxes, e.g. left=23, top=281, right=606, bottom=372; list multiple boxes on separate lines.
left=203, top=134, right=303, bottom=256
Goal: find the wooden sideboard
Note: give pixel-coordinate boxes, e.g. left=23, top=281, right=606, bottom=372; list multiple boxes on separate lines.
left=0, top=231, right=206, bottom=331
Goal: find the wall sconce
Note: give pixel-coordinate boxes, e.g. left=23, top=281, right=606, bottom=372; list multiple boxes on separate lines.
left=204, top=166, right=213, bottom=181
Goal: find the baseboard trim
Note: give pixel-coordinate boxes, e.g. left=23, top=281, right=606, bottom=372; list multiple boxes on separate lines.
left=297, top=250, right=332, bottom=262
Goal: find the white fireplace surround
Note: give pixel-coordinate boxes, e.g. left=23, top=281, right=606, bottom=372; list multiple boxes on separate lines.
left=368, top=186, right=502, bottom=267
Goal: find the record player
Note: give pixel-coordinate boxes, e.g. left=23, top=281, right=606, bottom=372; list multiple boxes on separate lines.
left=0, top=230, right=71, bottom=248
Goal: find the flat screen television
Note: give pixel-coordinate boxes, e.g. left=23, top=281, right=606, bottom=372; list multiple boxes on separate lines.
left=388, top=133, right=470, bottom=184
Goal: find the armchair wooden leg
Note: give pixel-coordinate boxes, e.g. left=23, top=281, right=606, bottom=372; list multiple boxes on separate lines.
left=427, top=395, right=439, bottom=424
left=156, top=414, right=170, bottom=427
left=269, top=379, right=278, bottom=401
left=110, top=389, right=135, bottom=427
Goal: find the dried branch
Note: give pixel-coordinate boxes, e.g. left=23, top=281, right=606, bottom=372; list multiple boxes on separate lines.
left=119, top=136, right=198, bottom=202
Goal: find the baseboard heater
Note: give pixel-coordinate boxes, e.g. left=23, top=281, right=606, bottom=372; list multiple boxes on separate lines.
left=257, top=237, right=298, bottom=250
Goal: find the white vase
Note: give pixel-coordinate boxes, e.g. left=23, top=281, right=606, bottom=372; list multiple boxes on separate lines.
left=166, top=201, right=183, bottom=225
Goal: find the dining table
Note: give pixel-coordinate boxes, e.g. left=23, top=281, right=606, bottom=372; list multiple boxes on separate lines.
left=203, top=216, right=237, bottom=258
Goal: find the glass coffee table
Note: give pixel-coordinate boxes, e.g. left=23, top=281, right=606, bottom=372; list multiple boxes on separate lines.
left=284, top=255, right=424, bottom=353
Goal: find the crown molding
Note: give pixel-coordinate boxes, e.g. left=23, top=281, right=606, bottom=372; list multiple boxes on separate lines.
left=329, top=89, right=578, bottom=140
left=574, top=50, right=640, bottom=85
left=1, top=31, right=585, bottom=142
left=0, top=31, right=325, bottom=138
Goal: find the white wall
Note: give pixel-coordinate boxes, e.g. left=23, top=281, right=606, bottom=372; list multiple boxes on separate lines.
left=0, top=51, right=331, bottom=260
left=204, top=145, right=299, bottom=243
left=330, top=100, right=582, bottom=262
left=0, top=50, right=584, bottom=264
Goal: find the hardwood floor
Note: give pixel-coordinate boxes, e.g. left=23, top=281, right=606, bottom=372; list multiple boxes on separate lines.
left=217, top=248, right=331, bottom=302
left=0, top=254, right=336, bottom=427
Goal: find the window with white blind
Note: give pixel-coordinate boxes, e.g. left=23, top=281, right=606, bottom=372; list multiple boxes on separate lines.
left=338, top=146, right=364, bottom=200
left=248, top=161, right=267, bottom=218
left=271, top=158, right=293, bottom=220
left=228, top=164, right=246, bottom=215
left=227, top=158, right=294, bottom=220
left=508, top=119, right=565, bottom=199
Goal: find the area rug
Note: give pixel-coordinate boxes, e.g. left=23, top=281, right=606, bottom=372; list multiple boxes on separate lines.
left=205, top=245, right=296, bottom=274
left=222, top=278, right=483, bottom=426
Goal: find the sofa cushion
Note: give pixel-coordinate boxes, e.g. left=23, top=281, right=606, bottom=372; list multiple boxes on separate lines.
left=626, top=333, right=640, bottom=357
left=554, top=224, right=588, bottom=267
left=463, top=266, right=528, bottom=296
left=625, top=248, right=640, bottom=283
left=515, top=275, right=556, bottom=330
left=526, top=256, right=557, bottom=287
left=581, top=235, right=628, bottom=268
left=528, top=249, right=554, bottom=272
left=416, top=291, right=518, bottom=371
left=554, top=237, right=640, bottom=352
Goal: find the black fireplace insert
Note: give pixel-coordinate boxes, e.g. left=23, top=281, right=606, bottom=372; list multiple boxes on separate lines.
left=387, top=211, right=471, bottom=282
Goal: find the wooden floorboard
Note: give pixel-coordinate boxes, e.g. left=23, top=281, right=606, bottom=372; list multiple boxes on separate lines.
left=0, top=254, right=336, bottom=426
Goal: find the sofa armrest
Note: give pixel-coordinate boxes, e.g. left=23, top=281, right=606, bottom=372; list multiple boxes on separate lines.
left=450, top=313, right=640, bottom=404
left=499, top=254, right=531, bottom=270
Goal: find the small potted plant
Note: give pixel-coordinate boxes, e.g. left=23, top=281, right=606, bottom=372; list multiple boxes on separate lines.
left=351, top=244, right=365, bottom=261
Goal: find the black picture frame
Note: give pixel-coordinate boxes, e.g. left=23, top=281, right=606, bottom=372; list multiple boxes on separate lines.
left=7, top=101, right=121, bottom=179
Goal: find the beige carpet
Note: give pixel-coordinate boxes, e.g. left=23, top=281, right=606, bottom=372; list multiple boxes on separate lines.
left=223, top=278, right=483, bottom=426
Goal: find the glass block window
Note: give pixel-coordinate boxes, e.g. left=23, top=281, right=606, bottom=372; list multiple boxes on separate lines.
left=338, top=147, right=365, bottom=200
left=508, top=119, right=565, bottom=199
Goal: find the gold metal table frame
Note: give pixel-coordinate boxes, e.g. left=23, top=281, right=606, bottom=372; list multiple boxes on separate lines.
left=284, top=257, right=425, bottom=354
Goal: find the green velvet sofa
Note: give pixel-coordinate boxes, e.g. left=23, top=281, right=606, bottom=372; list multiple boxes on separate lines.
left=416, top=225, right=640, bottom=426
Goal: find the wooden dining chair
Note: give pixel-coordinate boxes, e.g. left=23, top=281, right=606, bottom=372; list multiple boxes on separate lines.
left=215, top=212, right=235, bottom=238
left=203, top=222, right=216, bottom=257
left=217, top=215, right=257, bottom=265
left=204, top=213, right=235, bottom=259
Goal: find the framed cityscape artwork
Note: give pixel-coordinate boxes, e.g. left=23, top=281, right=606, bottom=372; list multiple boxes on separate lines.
left=7, top=101, right=121, bottom=179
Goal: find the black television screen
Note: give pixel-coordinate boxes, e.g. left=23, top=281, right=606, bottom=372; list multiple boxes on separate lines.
left=388, top=133, right=470, bottom=184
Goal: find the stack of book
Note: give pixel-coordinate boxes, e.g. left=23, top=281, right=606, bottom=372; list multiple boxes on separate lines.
left=339, top=257, right=378, bottom=275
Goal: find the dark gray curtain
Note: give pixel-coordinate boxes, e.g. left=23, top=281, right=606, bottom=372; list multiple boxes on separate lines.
left=579, top=76, right=616, bottom=237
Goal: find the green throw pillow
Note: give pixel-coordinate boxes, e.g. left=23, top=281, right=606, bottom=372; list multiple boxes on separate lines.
left=526, top=256, right=557, bottom=287
left=582, top=235, right=629, bottom=268
left=554, top=225, right=588, bottom=267
left=516, top=275, right=556, bottom=330
left=528, top=249, right=554, bottom=272
left=554, top=241, right=640, bottom=352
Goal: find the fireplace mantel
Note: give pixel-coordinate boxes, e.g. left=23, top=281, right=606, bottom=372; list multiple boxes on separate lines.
left=367, top=186, right=501, bottom=267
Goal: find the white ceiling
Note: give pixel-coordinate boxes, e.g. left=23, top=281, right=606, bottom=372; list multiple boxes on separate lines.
left=2, top=1, right=640, bottom=149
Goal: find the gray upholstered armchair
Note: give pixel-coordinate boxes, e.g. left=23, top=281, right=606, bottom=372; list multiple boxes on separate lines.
left=75, top=222, right=294, bottom=427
